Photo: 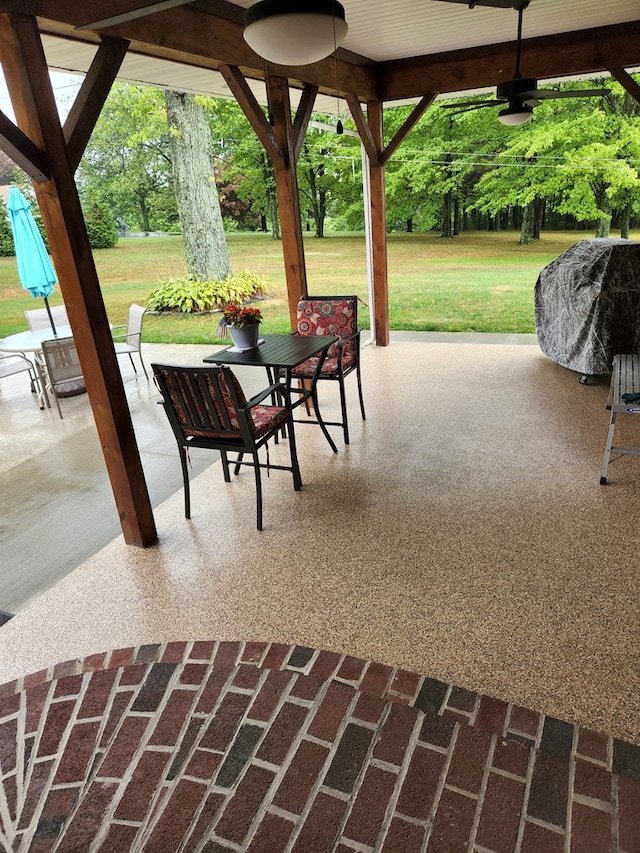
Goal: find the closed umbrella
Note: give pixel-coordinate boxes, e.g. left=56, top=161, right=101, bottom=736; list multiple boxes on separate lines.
left=7, top=187, right=59, bottom=334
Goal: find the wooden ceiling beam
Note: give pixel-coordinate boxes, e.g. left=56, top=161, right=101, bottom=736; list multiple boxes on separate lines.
left=380, top=21, right=640, bottom=101
left=292, top=83, right=318, bottom=162
left=0, top=109, right=49, bottom=179
left=608, top=66, right=640, bottom=105
left=64, top=36, right=129, bottom=172
left=0, top=0, right=377, bottom=101
left=219, top=63, right=285, bottom=169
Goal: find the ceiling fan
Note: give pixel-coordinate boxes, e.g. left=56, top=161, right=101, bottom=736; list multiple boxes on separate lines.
left=437, top=0, right=611, bottom=125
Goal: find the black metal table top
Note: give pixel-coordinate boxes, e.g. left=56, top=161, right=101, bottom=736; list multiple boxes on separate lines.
left=203, top=333, right=336, bottom=370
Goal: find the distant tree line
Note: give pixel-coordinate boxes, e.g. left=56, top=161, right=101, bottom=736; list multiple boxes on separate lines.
left=3, top=74, right=639, bottom=252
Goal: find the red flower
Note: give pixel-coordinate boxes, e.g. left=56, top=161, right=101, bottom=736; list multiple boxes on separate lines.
left=222, top=303, right=263, bottom=327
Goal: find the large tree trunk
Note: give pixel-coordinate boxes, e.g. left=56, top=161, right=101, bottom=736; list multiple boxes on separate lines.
left=519, top=203, right=534, bottom=244
left=620, top=202, right=632, bottom=239
left=533, top=198, right=544, bottom=239
left=594, top=184, right=612, bottom=238
left=165, top=90, right=231, bottom=280
left=441, top=191, right=454, bottom=237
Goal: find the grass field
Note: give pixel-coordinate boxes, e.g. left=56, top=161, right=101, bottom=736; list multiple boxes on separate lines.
left=1, top=229, right=634, bottom=343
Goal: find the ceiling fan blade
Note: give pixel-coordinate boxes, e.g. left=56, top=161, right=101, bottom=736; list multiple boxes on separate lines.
left=447, top=102, right=505, bottom=116
left=521, top=87, right=611, bottom=100
left=442, top=99, right=504, bottom=110
left=76, top=0, right=194, bottom=31
left=429, top=0, right=529, bottom=8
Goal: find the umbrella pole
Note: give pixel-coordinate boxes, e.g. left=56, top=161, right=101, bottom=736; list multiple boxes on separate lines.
left=44, top=297, right=57, bottom=335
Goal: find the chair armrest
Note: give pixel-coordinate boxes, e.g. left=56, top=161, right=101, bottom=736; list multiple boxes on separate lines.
left=335, top=328, right=362, bottom=367
left=335, top=327, right=361, bottom=349
left=244, top=381, right=288, bottom=409
left=111, top=325, right=128, bottom=342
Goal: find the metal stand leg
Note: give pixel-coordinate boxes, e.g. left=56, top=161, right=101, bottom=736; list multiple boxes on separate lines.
left=600, top=410, right=616, bottom=484
left=33, top=352, right=50, bottom=410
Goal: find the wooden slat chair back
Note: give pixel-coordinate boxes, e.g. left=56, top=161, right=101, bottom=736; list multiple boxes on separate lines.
left=152, top=363, right=302, bottom=530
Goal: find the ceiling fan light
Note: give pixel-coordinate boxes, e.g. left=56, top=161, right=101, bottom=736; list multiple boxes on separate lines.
left=244, top=0, right=348, bottom=66
left=498, top=103, right=533, bottom=126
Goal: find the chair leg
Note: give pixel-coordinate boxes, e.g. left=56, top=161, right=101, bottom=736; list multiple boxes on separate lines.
left=220, top=450, right=231, bottom=482
left=138, top=352, right=149, bottom=380
left=179, top=446, right=191, bottom=518
left=234, top=453, right=244, bottom=476
left=285, top=416, right=303, bottom=491
left=356, top=363, right=366, bottom=421
left=252, top=449, right=263, bottom=530
left=338, top=374, right=349, bottom=444
left=128, top=353, right=138, bottom=375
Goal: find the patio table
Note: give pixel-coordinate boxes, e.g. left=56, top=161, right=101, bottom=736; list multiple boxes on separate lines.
left=203, top=333, right=339, bottom=452
left=0, top=325, right=75, bottom=410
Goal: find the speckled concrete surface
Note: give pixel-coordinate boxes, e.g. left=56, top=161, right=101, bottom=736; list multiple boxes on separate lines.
left=2, top=337, right=640, bottom=744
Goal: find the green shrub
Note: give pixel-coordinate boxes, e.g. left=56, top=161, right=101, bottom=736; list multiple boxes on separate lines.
left=147, top=270, right=268, bottom=314
left=0, top=202, right=14, bottom=257
left=83, top=199, right=119, bottom=249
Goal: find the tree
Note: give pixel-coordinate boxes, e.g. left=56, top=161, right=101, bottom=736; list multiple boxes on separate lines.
left=0, top=199, right=14, bottom=256
left=165, top=90, right=231, bottom=280
left=79, top=83, right=176, bottom=232
left=203, top=97, right=281, bottom=237
left=296, top=119, right=361, bottom=237
left=0, top=151, right=17, bottom=184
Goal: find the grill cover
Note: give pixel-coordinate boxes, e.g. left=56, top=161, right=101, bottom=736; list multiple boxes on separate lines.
left=535, top=238, right=640, bottom=375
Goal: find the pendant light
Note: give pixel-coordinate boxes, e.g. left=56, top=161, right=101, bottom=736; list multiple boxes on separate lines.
left=244, top=0, right=348, bottom=66
left=498, top=100, right=533, bottom=126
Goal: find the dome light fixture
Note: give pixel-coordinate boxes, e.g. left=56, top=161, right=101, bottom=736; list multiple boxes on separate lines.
left=498, top=100, right=533, bottom=126
left=243, top=0, right=348, bottom=66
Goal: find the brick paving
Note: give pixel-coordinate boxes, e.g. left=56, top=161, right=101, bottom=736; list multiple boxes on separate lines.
left=0, top=642, right=639, bottom=852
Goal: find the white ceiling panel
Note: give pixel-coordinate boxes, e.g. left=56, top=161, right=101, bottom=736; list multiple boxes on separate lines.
left=38, top=0, right=640, bottom=116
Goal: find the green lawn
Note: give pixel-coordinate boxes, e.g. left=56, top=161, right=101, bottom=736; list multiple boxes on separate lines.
left=1, top=229, right=633, bottom=342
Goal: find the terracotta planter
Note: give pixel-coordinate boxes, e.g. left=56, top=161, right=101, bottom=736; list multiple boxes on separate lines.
left=229, top=323, right=260, bottom=349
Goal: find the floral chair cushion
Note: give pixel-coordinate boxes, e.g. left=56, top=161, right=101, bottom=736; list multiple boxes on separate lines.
left=296, top=297, right=358, bottom=362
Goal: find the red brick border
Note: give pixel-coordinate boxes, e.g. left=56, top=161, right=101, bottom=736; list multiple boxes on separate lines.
left=0, top=641, right=637, bottom=851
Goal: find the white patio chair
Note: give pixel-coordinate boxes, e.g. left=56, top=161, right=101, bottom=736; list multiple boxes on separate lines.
left=40, top=337, right=86, bottom=419
left=25, top=305, right=69, bottom=331
left=0, top=352, right=37, bottom=390
left=112, top=303, right=148, bottom=379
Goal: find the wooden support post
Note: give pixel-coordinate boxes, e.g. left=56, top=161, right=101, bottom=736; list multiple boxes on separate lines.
left=267, top=75, right=308, bottom=328
left=0, top=12, right=156, bottom=546
left=367, top=99, right=389, bottom=346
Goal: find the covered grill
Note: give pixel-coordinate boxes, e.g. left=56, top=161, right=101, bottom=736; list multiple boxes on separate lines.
left=535, top=238, right=640, bottom=377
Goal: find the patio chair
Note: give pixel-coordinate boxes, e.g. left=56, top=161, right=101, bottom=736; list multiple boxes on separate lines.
left=0, top=352, right=36, bottom=390
left=287, top=295, right=366, bottom=444
left=152, top=363, right=302, bottom=530
left=40, top=337, right=86, bottom=419
left=25, top=305, right=69, bottom=331
left=112, top=303, right=148, bottom=379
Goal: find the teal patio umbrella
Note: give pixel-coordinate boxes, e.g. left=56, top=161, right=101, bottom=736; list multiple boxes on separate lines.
left=7, top=187, right=59, bottom=334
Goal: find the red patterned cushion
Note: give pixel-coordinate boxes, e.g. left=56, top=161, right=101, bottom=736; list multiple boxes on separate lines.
left=290, top=352, right=356, bottom=379
left=296, top=298, right=357, bottom=360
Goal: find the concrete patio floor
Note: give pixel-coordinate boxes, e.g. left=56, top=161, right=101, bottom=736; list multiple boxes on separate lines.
left=1, top=332, right=640, bottom=852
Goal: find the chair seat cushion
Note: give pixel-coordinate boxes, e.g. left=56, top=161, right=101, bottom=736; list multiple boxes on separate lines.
left=289, top=352, right=356, bottom=378
left=185, top=405, right=288, bottom=442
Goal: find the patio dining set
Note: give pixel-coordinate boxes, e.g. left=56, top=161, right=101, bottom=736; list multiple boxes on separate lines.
left=0, top=294, right=367, bottom=530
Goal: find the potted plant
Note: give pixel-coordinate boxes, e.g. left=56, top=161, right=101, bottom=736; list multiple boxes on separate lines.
left=217, top=303, right=263, bottom=350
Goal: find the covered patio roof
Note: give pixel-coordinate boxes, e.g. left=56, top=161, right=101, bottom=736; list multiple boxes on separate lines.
left=1, top=0, right=639, bottom=549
